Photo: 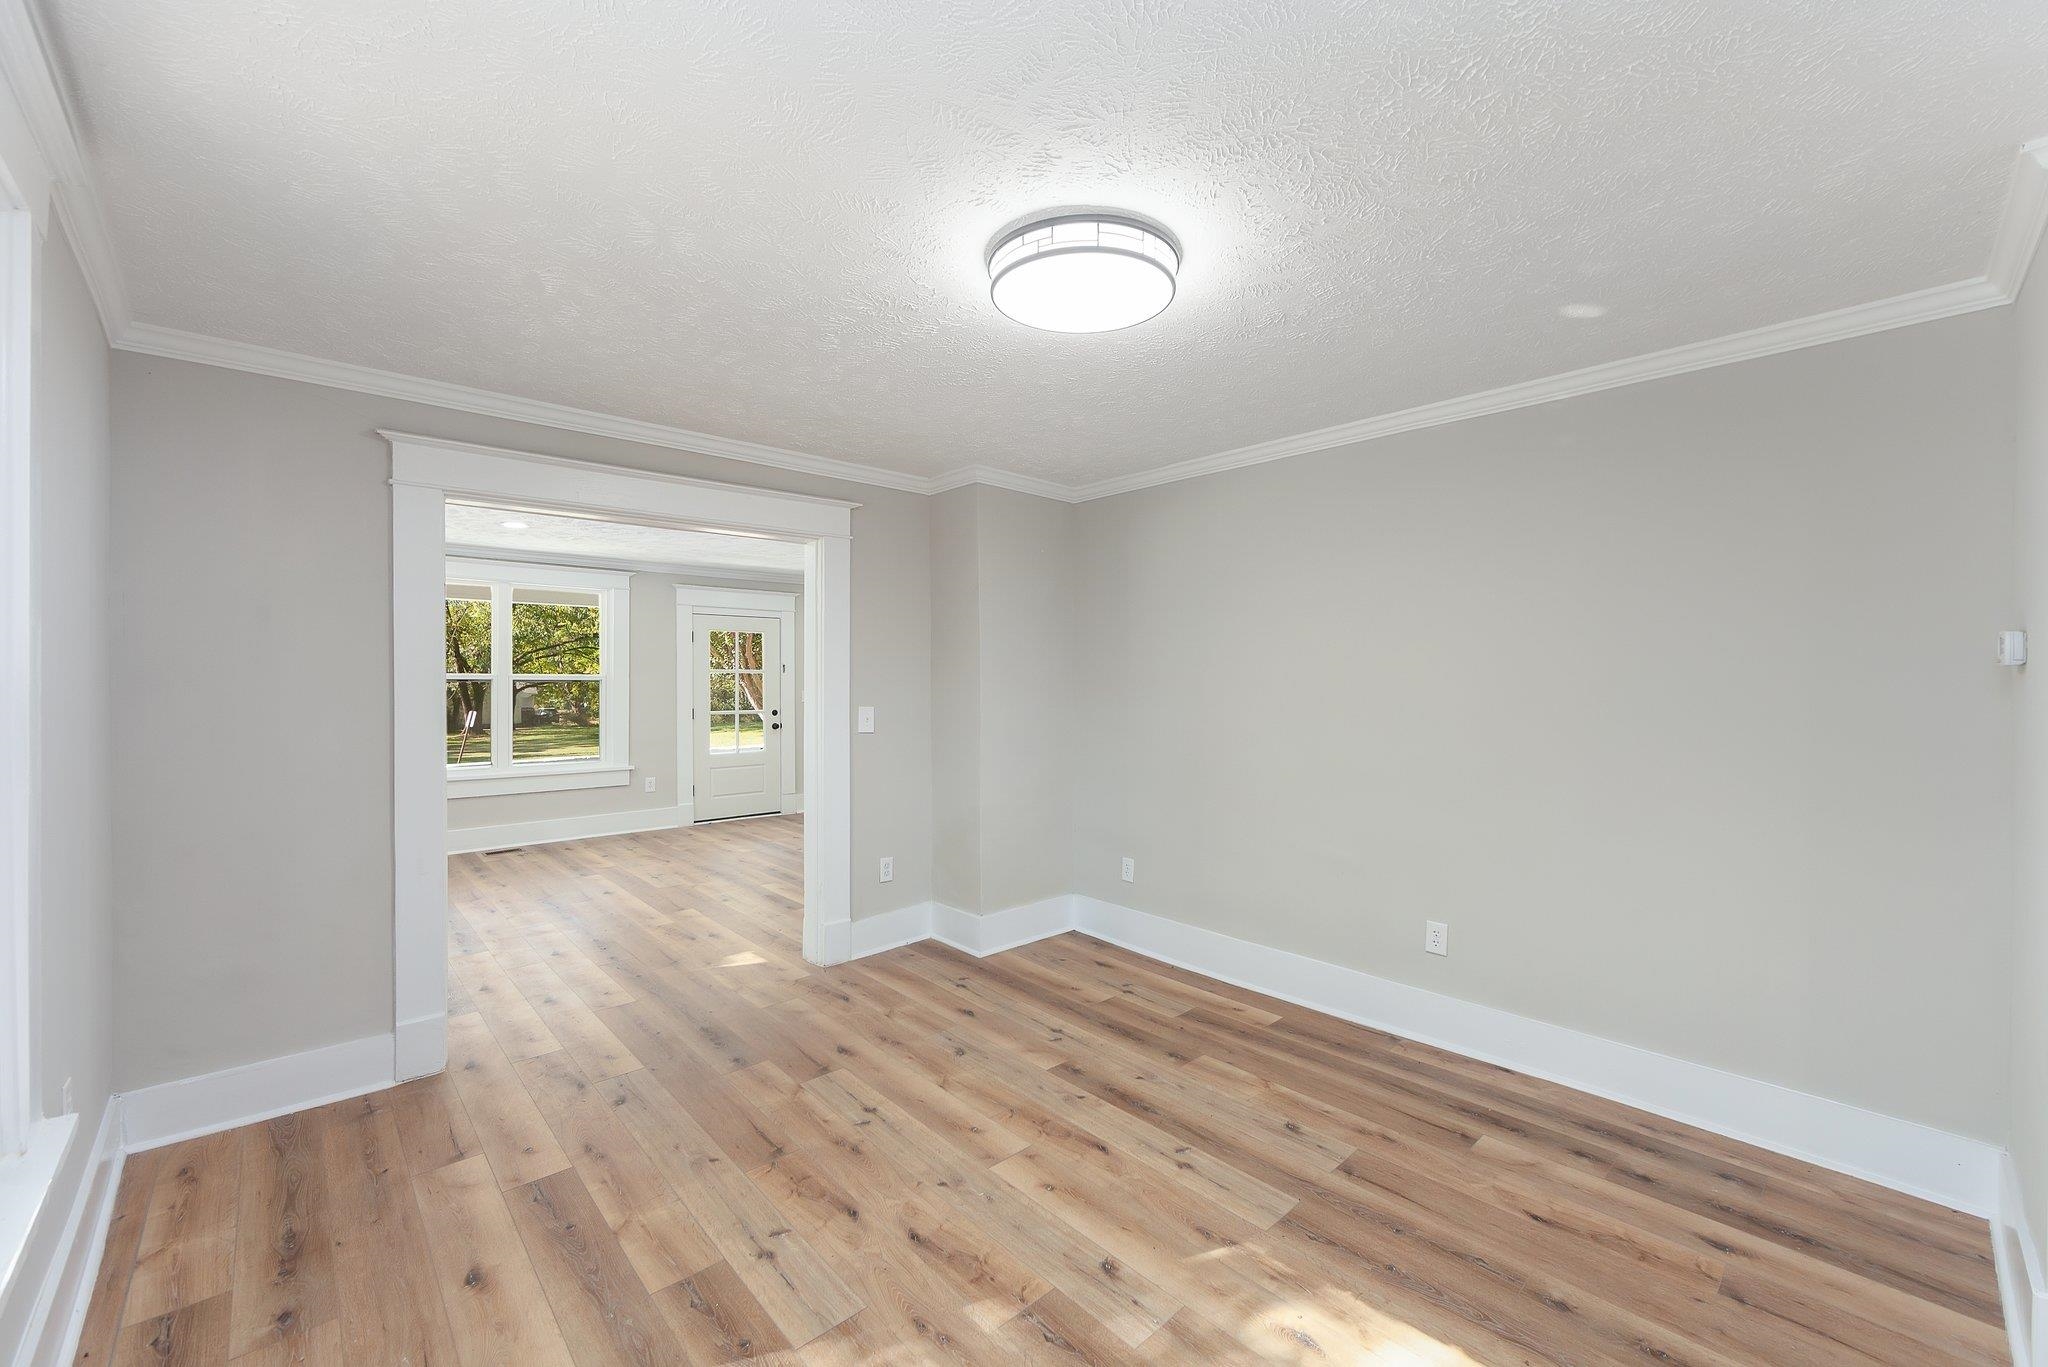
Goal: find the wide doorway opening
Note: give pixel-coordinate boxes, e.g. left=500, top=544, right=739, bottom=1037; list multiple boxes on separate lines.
left=390, top=432, right=854, bottom=1081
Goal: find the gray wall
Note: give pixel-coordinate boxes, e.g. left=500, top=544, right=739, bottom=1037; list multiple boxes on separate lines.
left=110, top=354, right=932, bottom=1091
left=2014, top=255, right=2048, bottom=1259
left=446, top=568, right=804, bottom=836
left=100, top=291, right=2021, bottom=1152
left=927, top=485, right=1076, bottom=913
left=1072, top=309, right=2016, bottom=1141
left=973, top=487, right=1077, bottom=911
left=0, top=223, right=114, bottom=1354
left=929, top=487, right=981, bottom=908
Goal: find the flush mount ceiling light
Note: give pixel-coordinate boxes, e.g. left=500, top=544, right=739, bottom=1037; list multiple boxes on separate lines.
left=987, top=214, right=1179, bottom=333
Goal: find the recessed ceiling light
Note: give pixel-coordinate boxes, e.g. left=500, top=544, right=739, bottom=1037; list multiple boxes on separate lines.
left=1558, top=302, right=1608, bottom=320
left=499, top=519, right=530, bottom=530
left=988, top=214, right=1179, bottom=333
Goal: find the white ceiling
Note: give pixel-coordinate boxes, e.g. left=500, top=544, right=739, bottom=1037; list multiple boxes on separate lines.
left=446, top=503, right=805, bottom=574
left=38, top=0, right=2048, bottom=488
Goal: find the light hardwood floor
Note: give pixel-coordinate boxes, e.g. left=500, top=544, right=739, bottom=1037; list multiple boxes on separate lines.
left=77, top=814, right=2007, bottom=1363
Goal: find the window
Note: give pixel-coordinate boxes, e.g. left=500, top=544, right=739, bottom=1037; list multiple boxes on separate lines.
left=445, top=559, right=631, bottom=796
left=706, top=628, right=768, bottom=752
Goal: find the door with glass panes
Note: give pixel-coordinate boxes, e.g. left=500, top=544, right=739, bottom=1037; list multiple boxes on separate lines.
left=691, top=614, right=784, bottom=821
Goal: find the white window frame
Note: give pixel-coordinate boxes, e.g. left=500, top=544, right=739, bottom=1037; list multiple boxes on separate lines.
left=444, top=557, right=632, bottom=798
left=0, top=156, right=35, bottom=1165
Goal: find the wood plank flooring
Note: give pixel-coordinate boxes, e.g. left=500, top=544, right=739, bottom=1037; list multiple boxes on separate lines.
left=78, top=814, right=2008, bottom=1364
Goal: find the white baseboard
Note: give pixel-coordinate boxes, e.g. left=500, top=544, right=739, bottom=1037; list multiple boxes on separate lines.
left=8, top=1103, right=119, bottom=1367
left=447, top=802, right=689, bottom=855
left=847, top=896, right=1076, bottom=961
left=1999, top=1153, right=2048, bottom=1367
left=1073, top=897, right=2000, bottom=1217
left=782, top=792, right=805, bottom=814
left=849, top=902, right=934, bottom=958
left=816, top=916, right=852, bottom=966
left=120, top=1034, right=397, bottom=1154
left=840, top=891, right=2000, bottom=1217
left=395, top=1012, right=447, bottom=1082
left=933, top=897, right=1076, bottom=957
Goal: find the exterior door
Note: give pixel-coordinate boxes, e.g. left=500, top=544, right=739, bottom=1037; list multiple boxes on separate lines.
left=692, top=613, right=785, bottom=821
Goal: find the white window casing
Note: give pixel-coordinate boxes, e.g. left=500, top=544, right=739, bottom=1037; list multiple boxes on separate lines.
left=443, top=557, right=632, bottom=798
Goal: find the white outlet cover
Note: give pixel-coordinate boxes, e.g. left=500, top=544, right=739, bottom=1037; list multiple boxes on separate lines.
left=1120, top=857, right=1135, bottom=882
left=879, top=856, right=894, bottom=882
left=1425, top=921, right=1449, bottom=956
left=858, top=706, right=875, bottom=733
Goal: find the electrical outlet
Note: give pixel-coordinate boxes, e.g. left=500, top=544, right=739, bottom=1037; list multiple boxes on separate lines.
left=858, top=706, right=876, bottom=733
left=1425, top=921, right=1449, bottom=956
left=643, top=776, right=657, bottom=793
left=1120, top=856, right=1135, bottom=883
left=879, top=855, right=894, bottom=883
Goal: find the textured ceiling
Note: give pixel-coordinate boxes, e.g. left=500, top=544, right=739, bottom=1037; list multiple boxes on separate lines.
left=40, top=0, right=2048, bottom=484
left=446, top=503, right=805, bottom=572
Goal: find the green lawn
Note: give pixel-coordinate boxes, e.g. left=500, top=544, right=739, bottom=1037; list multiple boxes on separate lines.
left=446, top=721, right=599, bottom=764
left=445, top=718, right=767, bottom=765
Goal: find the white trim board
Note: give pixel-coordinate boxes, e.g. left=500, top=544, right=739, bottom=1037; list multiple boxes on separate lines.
left=447, top=803, right=688, bottom=855
left=118, top=1034, right=396, bottom=1155
left=848, top=892, right=2000, bottom=1216
left=114, top=245, right=2029, bottom=507
left=1999, top=1154, right=2048, bottom=1367
left=846, top=898, right=1074, bottom=960
left=11, top=1103, right=120, bottom=1367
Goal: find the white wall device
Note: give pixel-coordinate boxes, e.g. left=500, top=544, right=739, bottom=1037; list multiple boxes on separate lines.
left=2000, top=630, right=2029, bottom=667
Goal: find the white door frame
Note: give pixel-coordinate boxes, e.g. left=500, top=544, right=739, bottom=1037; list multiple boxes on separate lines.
left=677, top=586, right=799, bottom=820
left=387, top=431, right=857, bottom=1081
left=0, top=122, right=38, bottom=1160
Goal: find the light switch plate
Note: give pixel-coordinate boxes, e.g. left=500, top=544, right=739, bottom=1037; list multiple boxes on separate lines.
left=858, top=706, right=875, bottom=733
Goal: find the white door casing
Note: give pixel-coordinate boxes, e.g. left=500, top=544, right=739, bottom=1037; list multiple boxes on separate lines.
left=692, top=612, right=783, bottom=821
left=389, top=431, right=856, bottom=1083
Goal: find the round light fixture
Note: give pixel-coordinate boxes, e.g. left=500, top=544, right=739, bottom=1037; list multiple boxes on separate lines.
left=499, top=519, right=531, bottom=530
left=988, top=214, right=1179, bottom=333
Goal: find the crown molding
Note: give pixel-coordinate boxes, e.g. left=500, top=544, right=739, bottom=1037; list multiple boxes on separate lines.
left=125, top=324, right=936, bottom=494
left=0, top=0, right=128, bottom=339
left=10, top=0, right=2045, bottom=513
left=925, top=464, right=1082, bottom=502
left=1986, top=140, right=2048, bottom=301
left=109, top=142, right=2048, bottom=508
left=1067, top=274, right=2011, bottom=501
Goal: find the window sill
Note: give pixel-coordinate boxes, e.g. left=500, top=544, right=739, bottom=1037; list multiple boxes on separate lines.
left=0, top=1113, right=80, bottom=1308
left=446, top=765, right=632, bottom=798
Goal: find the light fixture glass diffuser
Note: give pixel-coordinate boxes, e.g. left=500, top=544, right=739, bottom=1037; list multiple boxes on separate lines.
left=988, top=215, right=1178, bottom=332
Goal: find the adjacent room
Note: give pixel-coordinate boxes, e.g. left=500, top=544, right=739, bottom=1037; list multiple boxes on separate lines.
left=6, top=2, right=2048, bottom=1363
